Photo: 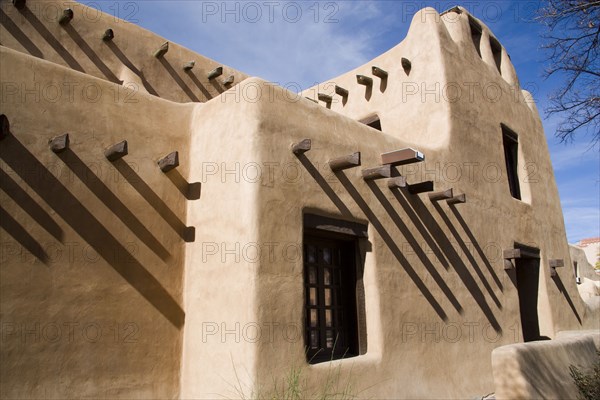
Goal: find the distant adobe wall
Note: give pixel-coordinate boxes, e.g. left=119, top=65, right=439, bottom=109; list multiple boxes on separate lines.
left=0, top=0, right=248, bottom=103
left=0, top=46, right=194, bottom=398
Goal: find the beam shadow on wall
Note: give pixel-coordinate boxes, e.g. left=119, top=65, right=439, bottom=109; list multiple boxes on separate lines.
left=208, top=78, right=225, bottom=95
left=166, top=169, right=201, bottom=200
left=335, top=171, right=449, bottom=322
left=551, top=273, right=582, bottom=325
left=112, top=159, right=194, bottom=242
left=158, top=57, right=200, bottom=102
left=0, top=8, right=44, bottom=58
left=394, top=188, right=501, bottom=331
left=0, top=168, right=63, bottom=241
left=184, top=70, right=213, bottom=100
left=105, top=41, right=159, bottom=96
left=0, top=134, right=185, bottom=328
left=448, top=205, right=503, bottom=291
left=367, top=180, right=463, bottom=314
left=432, top=202, right=502, bottom=308
left=0, top=205, right=49, bottom=264
left=56, top=149, right=171, bottom=261
left=18, top=6, right=84, bottom=72
left=295, top=154, right=353, bottom=218
left=62, top=24, right=121, bottom=84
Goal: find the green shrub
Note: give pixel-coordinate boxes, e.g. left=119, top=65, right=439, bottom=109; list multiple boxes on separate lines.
left=569, top=351, right=600, bottom=400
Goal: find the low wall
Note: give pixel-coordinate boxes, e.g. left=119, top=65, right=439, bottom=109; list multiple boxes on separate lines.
left=492, top=333, right=599, bottom=400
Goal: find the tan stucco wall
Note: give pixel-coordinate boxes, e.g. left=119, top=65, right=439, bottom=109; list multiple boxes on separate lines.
left=492, top=333, right=599, bottom=399
left=0, top=0, right=247, bottom=103
left=1, top=2, right=597, bottom=399
left=1, top=46, right=191, bottom=398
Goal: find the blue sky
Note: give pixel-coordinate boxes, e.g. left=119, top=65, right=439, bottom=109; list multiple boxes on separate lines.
left=87, top=1, right=599, bottom=243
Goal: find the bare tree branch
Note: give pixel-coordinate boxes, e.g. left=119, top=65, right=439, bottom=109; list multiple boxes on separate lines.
left=537, top=0, right=600, bottom=146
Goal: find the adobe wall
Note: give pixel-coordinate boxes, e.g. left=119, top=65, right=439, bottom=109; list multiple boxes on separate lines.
left=0, top=0, right=247, bottom=103
left=0, top=46, right=192, bottom=398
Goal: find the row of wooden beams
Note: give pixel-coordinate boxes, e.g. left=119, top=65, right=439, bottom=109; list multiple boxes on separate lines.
left=290, top=139, right=465, bottom=203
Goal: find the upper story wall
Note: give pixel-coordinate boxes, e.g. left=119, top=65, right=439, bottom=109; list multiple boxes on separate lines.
left=0, top=46, right=193, bottom=399
left=0, top=0, right=248, bottom=103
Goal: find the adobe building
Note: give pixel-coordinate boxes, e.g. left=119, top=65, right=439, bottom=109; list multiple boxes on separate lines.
left=1, top=1, right=598, bottom=399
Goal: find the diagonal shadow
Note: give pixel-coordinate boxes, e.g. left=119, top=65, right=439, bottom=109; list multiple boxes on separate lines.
left=395, top=188, right=501, bottom=331
left=112, top=159, right=194, bottom=242
left=62, top=24, right=120, bottom=83
left=158, top=57, right=199, bottom=102
left=296, top=154, right=352, bottom=218
left=0, top=8, right=44, bottom=58
left=449, top=205, right=503, bottom=291
left=185, top=70, right=212, bottom=100
left=383, top=180, right=449, bottom=270
left=105, top=41, right=159, bottom=96
left=335, top=172, right=449, bottom=322
left=209, top=79, right=225, bottom=95
left=57, top=149, right=171, bottom=261
left=551, top=274, right=582, bottom=324
left=0, top=135, right=184, bottom=328
left=0, top=205, right=49, bottom=264
left=431, top=202, right=502, bottom=308
left=367, top=181, right=463, bottom=314
left=18, top=6, right=84, bottom=72
left=0, top=168, right=63, bottom=241
left=166, top=169, right=201, bottom=200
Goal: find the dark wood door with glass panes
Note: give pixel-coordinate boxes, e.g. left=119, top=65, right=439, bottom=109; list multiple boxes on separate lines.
left=304, top=233, right=358, bottom=363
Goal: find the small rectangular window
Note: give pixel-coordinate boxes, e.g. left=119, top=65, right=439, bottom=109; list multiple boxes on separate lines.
left=490, top=36, right=502, bottom=74
left=303, top=215, right=365, bottom=364
left=502, top=124, right=521, bottom=200
left=469, top=16, right=482, bottom=58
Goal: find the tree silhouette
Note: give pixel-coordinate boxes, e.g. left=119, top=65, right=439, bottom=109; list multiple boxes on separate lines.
left=537, top=0, right=599, bottom=145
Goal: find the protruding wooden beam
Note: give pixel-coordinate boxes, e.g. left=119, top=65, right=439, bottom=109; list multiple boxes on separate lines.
left=207, top=66, right=223, bottom=80
left=549, top=259, right=564, bottom=268
left=381, top=148, right=424, bottom=166
left=335, top=85, right=348, bottom=98
left=372, top=66, right=388, bottom=79
left=318, top=93, right=332, bottom=103
left=158, top=151, right=179, bottom=173
left=401, top=57, right=412, bottom=74
left=153, top=42, right=169, bottom=58
left=356, top=75, right=373, bottom=86
left=104, top=140, right=128, bottom=161
left=503, top=247, right=540, bottom=260
left=49, top=133, right=69, bottom=153
left=12, top=0, right=26, bottom=10
left=407, top=181, right=434, bottom=194
left=0, top=114, right=9, bottom=140
left=329, top=152, right=361, bottom=172
left=429, top=188, right=453, bottom=201
left=222, top=75, right=234, bottom=86
left=291, top=139, right=311, bottom=155
left=183, top=61, right=195, bottom=71
left=549, top=267, right=558, bottom=277
left=362, top=165, right=391, bottom=181
left=102, top=29, right=114, bottom=41
left=387, top=176, right=407, bottom=189
left=503, top=259, right=515, bottom=270
left=447, top=194, right=466, bottom=205
left=59, top=8, right=73, bottom=25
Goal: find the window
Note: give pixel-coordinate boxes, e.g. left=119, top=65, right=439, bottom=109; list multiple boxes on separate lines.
left=502, top=124, right=521, bottom=200
left=469, top=16, right=482, bottom=58
left=360, top=114, right=382, bottom=131
left=490, top=36, right=502, bottom=74
left=303, top=215, right=366, bottom=364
